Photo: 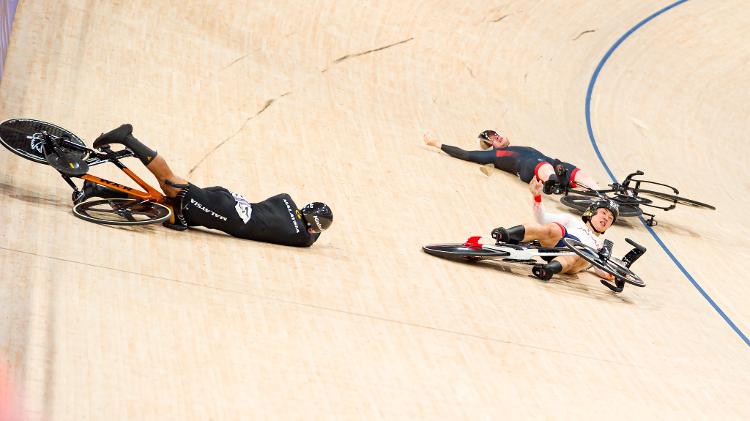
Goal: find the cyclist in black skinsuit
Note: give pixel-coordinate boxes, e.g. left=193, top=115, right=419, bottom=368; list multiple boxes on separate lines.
left=81, top=124, right=332, bottom=247
left=423, top=130, right=600, bottom=191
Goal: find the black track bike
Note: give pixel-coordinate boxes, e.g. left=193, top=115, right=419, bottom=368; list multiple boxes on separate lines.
left=556, top=170, right=715, bottom=226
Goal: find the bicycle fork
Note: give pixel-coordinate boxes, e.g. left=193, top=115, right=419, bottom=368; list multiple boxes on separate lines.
left=601, top=238, right=647, bottom=293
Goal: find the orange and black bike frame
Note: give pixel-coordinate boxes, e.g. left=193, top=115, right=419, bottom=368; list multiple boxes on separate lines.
left=60, top=155, right=178, bottom=222
left=79, top=166, right=165, bottom=204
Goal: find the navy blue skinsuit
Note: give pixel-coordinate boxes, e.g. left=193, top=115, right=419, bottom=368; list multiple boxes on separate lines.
left=440, top=144, right=578, bottom=182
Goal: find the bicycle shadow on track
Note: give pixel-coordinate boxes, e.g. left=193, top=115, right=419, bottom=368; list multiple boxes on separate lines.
left=0, top=181, right=70, bottom=209
left=453, top=258, right=637, bottom=305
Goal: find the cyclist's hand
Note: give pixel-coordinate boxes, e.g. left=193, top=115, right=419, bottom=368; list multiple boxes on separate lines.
left=529, top=177, right=544, bottom=197
left=423, top=133, right=439, bottom=147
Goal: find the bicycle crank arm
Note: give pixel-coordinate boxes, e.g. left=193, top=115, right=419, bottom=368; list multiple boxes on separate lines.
left=600, top=279, right=625, bottom=293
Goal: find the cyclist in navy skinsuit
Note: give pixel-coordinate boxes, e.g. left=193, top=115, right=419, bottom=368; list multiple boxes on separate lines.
left=423, top=130, right=601, bottom=191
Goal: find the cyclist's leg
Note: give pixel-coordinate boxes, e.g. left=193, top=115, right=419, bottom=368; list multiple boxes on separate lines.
left=532, top=162, right=554, bottom=182
left=567, top=167, right=600, bottom=190
left=492, top=221, right=563, bottom=246
left=532, top=254, right=584, bottom=280
left=564, top=255, right=591, bottom=274
left=144, top=155, right=188, bottom=197
left=523, top=222, right=565, bottom=247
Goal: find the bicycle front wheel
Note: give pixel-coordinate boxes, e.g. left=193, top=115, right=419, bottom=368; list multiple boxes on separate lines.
left=563, top=238, right=645, bottom=287
left=73, top=199, right=171, bottom=225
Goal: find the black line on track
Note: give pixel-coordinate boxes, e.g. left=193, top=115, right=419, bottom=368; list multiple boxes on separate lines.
left=0, top=245, right=647, bottom=368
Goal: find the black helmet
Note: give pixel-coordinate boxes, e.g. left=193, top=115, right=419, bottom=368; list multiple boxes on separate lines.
left=302, top=202, right=333, bottom=233
left=478, top=129, right=500, bottom=149
left=582, top=199, right=619, bottom=224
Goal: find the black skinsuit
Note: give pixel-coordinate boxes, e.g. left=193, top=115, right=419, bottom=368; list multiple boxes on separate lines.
left=177, top=183, right=320, bottom=247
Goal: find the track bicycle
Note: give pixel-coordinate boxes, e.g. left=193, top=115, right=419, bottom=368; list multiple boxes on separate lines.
left=0, top=118, right=173, bottom=225
left=423, top=235, right=647, bottom=293
left=555, top=170, right=715, bottom=226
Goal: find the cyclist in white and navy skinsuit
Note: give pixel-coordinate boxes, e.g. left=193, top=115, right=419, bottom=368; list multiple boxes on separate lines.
left=532, top=195, right=605, bottom=252
left=490, top=178, right=620, bottom=281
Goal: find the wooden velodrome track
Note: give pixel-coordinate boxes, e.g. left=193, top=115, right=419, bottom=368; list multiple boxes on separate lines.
left=0, top=1, right=748, bottom=419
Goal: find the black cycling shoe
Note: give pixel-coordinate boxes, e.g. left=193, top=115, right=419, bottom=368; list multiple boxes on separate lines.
left=73, top=180, right=130, bottom=204
left=543, top=164, right=571, bottom=195
left=532, top=260, right=562, bottom=281
left=491, top=227, right=509, bottom=243
left=532, top=264, right=554, bottom=281
left=543, top=178, right=563, bottom=195
left=93, top=124, right=157, bottom=165
left=491, top=225, right=526, bottom=244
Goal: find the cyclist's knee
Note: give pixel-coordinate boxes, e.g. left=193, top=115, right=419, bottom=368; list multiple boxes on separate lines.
left=534, top=162, right=554, bottom=181
left=545, top=223, right=564, bottom=241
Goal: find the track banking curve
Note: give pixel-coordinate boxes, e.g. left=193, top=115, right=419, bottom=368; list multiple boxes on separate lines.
left=1, top=1, right=748, bottom=419
left=584, top=0, right=749, bottom=347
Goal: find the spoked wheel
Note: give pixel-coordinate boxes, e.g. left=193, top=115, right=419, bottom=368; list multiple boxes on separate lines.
left=560, top=195, right=643, bottom=218
left=73, top=199, right=171, bottom=225
left=563, top=238, right=645, bottom=287
left=636, top=189, right=716, bottom=210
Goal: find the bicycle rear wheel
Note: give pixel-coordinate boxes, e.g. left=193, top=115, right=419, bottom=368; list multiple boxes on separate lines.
left=563, top=238, right=645, bottom=287
left=636, top=189, right=716, bottom=210
left=0, top=119, right=86, bottom=164
left=560, top=195, right=643, bottom=218
left=73, top=199, right=171, bottom=226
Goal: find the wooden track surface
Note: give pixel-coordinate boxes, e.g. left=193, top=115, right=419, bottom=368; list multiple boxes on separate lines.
left=0, top=1, right=748, bottom=419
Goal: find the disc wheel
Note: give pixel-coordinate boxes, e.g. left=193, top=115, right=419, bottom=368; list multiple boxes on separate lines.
left=422, top=244, right=509, bottom=262
left=73, top=199, right=171, bottom=226
left=636, top=189, right=716, bottom=210
left=560, top=195, right=643, bottom=218
left=0, top=118, right=86, bottom=164
left=563, top=238, right=645, bottom=287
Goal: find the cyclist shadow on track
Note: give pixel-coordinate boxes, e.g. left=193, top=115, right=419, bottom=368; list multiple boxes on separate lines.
left=461, top=259, right=637, bottom=304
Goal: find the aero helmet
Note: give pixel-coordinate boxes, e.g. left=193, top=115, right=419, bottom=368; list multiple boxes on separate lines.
left=582, top=199, right=619, bottom=224
left=478, top=129, right=500, bottom=149
left=301, top=202, right=333, bottom=233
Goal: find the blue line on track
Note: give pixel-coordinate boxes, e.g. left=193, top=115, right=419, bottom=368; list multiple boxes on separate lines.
left=583, top=0, right=749, bottom=347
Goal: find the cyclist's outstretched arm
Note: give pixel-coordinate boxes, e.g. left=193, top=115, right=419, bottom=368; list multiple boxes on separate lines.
left=529, top=178, right=576, bottom=225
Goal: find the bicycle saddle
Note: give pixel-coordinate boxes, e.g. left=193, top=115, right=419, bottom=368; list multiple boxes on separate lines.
left=44, top=144, right=89, bottom=176
left=93, top=124, right=133, bottom=149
